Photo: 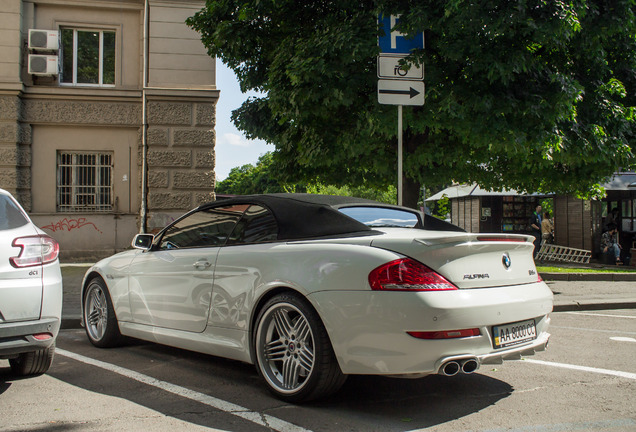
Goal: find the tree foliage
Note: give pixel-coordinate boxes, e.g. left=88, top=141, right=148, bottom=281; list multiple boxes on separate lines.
left=305, top=183, right=397, bottom=204
left=216, top=151, right=399, bottom=203
left=189, top=1, right=636, bottom=208
left=431, top=194, right=451, bottom=220
left=215, top=152, right=288, bottom=195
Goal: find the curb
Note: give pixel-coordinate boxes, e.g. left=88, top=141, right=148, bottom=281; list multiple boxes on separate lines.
left=553, top=301, right=636, bottom=312
left=541, top=272, right=636, bottom=282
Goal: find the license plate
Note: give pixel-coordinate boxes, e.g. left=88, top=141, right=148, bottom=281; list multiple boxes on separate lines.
left=492, top=319, right=537, bottom=349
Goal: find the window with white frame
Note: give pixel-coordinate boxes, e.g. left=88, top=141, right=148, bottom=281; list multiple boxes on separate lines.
left=61, top=28, right=115, bottom=86
left=57, top=151, right=113, bottom=212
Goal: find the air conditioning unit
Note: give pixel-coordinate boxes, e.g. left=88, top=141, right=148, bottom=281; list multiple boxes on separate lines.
left=28, top=55, right=59, bottom=75
left=28, top=29, right=59, bottom=51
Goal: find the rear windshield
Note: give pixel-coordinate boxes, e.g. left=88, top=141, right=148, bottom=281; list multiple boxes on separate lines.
left=338, top=206, right=420, bottom=228
left=0, top=195, right=30, bottom=231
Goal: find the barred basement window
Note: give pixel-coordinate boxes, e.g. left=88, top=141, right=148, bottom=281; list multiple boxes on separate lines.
left=57, top=152, right=113, bottom=212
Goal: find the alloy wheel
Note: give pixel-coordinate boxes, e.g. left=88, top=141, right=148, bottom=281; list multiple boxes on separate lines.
left=256, top=302, right=315, bottom=394
left=85, top=283, right=108, bottom=342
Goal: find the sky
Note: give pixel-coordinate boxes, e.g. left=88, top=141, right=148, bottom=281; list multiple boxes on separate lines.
left=214, top=59, right=272, bottom=181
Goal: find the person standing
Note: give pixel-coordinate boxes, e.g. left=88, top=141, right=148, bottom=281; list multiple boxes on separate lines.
left=541, top=212, right=554, bottom=244
left=529, top=204, right=542, bottom=257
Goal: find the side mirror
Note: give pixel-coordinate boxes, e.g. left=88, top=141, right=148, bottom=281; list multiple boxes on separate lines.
left=132, top=234, right=154, bottom=250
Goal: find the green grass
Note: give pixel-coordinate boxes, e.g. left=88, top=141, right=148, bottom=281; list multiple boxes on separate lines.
left=536, top=265, right=636, bottom=274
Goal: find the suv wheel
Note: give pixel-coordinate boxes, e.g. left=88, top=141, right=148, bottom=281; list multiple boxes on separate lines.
left=9, top=344, right=55, bottom=376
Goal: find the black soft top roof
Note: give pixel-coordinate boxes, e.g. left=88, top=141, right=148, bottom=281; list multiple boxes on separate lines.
left=199, top=193, right=463, bottom=240
left=199, top=194, right=377, bottom=240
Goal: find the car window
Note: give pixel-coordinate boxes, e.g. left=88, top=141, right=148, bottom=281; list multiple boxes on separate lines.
left=159, top=205, right=249, bottom=249
left=0, top=195, right=30, bottom=231
left=227, top=205, right=278, bottom=245
left=338, top=206, right=420, bottom=228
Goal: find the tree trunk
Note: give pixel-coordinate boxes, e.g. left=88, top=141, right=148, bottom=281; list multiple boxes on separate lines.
left=402, top=175, right=420, bottom=210
left=400, top=131, right=425, bottom=210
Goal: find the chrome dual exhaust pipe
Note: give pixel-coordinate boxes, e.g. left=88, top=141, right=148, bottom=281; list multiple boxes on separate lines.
left=440, top=361, right=461, bottom=376
left=460, top=358, right=478, bottom=374
left=439, top=358, right=479, bottom=376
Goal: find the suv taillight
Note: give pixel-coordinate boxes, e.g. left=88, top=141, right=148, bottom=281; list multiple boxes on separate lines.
left=369, top=258, right=457, bottom=291
left=10, top=235, right=59, bottom=268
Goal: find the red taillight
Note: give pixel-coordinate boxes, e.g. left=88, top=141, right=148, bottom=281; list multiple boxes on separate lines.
left=368, top=258, right=457, bottom=291
left=407, top=328, right=481, bottom=339
left=10, top=235, right=59, bottom=268
left=33, top=333, right=53, bottom=341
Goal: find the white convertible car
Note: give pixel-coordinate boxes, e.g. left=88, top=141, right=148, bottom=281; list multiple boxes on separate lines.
left=81, top=194, right=552, bottom=402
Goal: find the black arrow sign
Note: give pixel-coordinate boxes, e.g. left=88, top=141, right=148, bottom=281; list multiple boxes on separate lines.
left=379, top=86, right=421, bottom=98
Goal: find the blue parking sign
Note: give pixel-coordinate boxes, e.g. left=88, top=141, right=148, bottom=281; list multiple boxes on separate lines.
left=378, top=14, right=425, bottom=54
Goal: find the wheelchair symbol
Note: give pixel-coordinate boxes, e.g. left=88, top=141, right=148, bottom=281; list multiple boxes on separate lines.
left=394, top=65, right=408, bottom=77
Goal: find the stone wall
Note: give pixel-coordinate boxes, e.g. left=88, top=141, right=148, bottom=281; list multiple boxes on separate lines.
left=144, top=90, right=217, bottom=232
left=24, top=99, right=140, bottom=125
left=0, top=94, right=32, bottom=209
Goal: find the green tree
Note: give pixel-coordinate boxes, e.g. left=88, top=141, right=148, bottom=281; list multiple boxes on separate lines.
left=216, top=152, right=289, bottom=195
left=432, top=195, right=451, bottom=220
left=306, top=183, right=397, bottom=204
left=189, top=1, right=636, bottom=208
left=540, top=198, right=554, bottom=218
left=217, top=151, right=398, bottom=202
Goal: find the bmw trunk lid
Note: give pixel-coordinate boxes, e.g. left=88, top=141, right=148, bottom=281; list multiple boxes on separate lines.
left=371, top=230, right=539, bottom=288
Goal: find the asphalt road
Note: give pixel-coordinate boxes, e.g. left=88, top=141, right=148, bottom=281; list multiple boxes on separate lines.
left=1, top=309, right=635, bottom=432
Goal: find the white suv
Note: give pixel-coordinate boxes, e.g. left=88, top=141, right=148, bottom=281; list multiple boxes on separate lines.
left=0, top=188, right=62, bottom=376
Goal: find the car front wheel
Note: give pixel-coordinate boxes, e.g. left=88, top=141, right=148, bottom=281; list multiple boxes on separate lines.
left=253, top=292, right=346, bottom=402
left=83, top=277, right=122, bottom=348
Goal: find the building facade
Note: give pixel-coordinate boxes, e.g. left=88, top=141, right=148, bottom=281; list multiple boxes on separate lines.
left=0, top=0, right=218, bottom=260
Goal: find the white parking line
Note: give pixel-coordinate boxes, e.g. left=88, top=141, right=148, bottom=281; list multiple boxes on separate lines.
left=522, top=358, right=636, bottom=380
left=565, top=311, right=636, bottom=319
left=56, top=349, right=312, bottom=432
left=610, top=337, right=636, bottom=343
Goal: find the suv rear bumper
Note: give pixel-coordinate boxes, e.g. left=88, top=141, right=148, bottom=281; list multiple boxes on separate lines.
left=0, top=317, right=60, bottom=358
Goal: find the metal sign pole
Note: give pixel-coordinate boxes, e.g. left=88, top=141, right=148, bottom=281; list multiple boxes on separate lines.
left=398, top=104, right=403, bottom=206
left=377, top=14, right=425, bottom=207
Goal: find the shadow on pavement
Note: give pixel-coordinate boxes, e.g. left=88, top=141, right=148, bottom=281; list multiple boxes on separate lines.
left=37, top=336, right=513, bottom=432
left=317, top=373, right=512, bottom=430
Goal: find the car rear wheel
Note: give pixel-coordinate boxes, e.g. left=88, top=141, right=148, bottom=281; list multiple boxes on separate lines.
left=9, top=344, right=55, bottom=376
left=84, top=277, right=122, bottom=348
left=253, top=292, right=346, bottom=402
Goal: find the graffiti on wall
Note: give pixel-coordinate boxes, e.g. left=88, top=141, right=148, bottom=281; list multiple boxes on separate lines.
left=42, top=217, right=103, bottom=234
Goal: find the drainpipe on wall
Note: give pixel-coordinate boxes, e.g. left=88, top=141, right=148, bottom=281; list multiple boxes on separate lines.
left=139, top=0, right=149, bottom=233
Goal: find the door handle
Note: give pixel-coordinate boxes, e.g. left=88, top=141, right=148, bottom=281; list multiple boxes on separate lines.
left=193, top=260, right=211, bottom=269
